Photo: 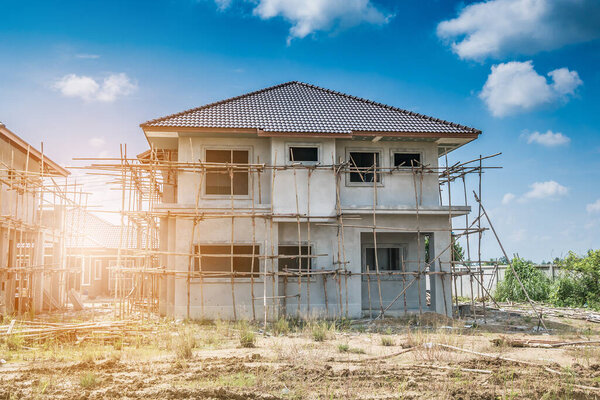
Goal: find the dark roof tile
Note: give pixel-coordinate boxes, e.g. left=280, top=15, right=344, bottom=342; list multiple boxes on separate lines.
left=141, top=81, right=480, bottom=135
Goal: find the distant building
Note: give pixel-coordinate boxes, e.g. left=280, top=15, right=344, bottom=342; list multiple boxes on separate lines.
left=0, top=122, right=69, bottom=314
left=64, top=209, right=139, bottom=299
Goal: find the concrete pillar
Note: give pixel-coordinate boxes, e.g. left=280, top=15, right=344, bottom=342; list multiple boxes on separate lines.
left=432, top=230, right=452, bottom=317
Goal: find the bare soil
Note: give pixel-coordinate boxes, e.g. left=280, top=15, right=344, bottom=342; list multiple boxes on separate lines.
left=2, top=307, right=600, bottom=399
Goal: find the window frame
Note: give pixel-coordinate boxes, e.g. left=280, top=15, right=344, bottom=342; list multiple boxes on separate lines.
left=192, top=243, right=261, bottom=281
left=277, top=243, right=313, bottom=272
left=362, top=244, right=409, bottom=278
left=390, top=149, right=425, bottom=171
left=202, top=146, right=253, bottom=199
left=345, top=148, right=384, bottom=187
left=81, top=258, right=91, bottom=286
left=285, top=142, right=321, bottom=165
left=94, top=259, right=102, bottom=280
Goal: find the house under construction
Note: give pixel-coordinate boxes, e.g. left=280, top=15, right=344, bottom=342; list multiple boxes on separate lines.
left=82, top=81, right=507, bottom=322
left=0, top=122, right=73, bottom=315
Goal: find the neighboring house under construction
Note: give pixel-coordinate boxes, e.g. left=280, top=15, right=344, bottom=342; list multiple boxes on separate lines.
left=0, top=122, right=70, bottom=315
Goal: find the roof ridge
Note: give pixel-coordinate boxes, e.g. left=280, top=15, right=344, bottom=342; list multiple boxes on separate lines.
left=292, top=81, right=480, bottom=134
left=140, top=81, right=299, bottom=128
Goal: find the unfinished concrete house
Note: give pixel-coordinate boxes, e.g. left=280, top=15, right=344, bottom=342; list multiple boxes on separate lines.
left=104, top=81, right=485, bottom=321
left=0, top=122, right=70, bottom=315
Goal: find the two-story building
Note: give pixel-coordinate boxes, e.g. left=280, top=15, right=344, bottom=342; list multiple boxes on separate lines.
left=140, top=82, right=480, bottom=320
left=0, top=122, right=69, bottom=315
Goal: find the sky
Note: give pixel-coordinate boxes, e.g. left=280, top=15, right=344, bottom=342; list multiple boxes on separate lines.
left=1, top=0, right=599, bottom=262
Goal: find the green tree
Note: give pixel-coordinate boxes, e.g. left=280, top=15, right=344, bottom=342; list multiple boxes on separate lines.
left=551, top=250, right=600, bottom=309
left=495, top=257, right=551, bottom=302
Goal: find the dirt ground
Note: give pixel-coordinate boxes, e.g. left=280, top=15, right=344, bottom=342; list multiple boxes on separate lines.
left=2, top=306, right=600, bottom=399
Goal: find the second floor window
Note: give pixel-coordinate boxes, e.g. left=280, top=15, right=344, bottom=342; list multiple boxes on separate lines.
left=205, top=149, right=249, bottom=195
left=393, top=153, right=421, bottom=168
left=349, top=151, right=380, bottom=183
left=289, top=146, right=318, bottom=163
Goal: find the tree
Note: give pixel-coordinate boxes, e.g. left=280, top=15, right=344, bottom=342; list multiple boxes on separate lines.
left=551, top=250, right=600, bottom=309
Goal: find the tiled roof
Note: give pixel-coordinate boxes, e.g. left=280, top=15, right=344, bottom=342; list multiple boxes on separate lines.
left=141, top=81, right=481, bottom=135
left=65, top=209, right=143, bottom=249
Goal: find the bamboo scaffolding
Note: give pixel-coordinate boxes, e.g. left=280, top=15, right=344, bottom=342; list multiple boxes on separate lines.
left=70, top=146, right=540, bottom=327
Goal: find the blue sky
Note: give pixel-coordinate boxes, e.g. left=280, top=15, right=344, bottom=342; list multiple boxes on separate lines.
left=1, top=0, right=599, bottom=261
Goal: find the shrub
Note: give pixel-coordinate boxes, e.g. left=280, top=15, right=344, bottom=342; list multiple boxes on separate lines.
left=495, top=257, right=551, bottom=302
left=337, top=343, right=349, bottom=353
left=79, top=372, right=96, bottom=388
left=272, top=317, right=290, bottom=336
left=6, top=334, right=24, bottom=351
left=174, top=328, right=196, bottom=359
left=337, top=343, right=365, bottom=354
left=238, top=321, right=256, bottom=348
left=550, top=250, right=600, bottom=309
left=311, top=322, right=329, bottom=342
left=380, top=336, right=394, bottom=347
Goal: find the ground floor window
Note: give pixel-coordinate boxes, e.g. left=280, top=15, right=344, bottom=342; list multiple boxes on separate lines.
left=194, top=245, right=260, bottom=275
left=82, top=259, right=91, bottom=285
left=278, top=245, right=312, bottom=271
left=365, top=246, right=407, bottom=271
left=94, top=259, right=102, bottom=280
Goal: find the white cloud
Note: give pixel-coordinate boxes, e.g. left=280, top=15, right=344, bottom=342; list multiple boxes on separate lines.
left=76, top=54, right=100, bottom=59
left=479, top=61, right=582, bottom=117
left=437, top=0, right=600, bottom=61
left=525, top=130, right=570, bottom=147
left=521, top=181, right=568, bottom=201
left=214, top=0, right=231, bottom=10
left=53, top=74, right=99, bottom=101
left=53, top=73, right=137, bottom=102
left=89, top=137, right=105, bottom=148
left=214, top=0, right=390, bottom=43
left=587, top=199, right=600, bottom=214
left=548, top=68, right=584, bottom=95
left=502, top=193, right=516, bottom=205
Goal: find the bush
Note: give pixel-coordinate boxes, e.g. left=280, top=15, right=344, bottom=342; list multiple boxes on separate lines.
left=495, top=257, right=551, bottom=302
left=174, top=327, right=196, bottom=359
left=79, top=372, right=97, bottom=388
left=311, top=322, right=329, bottom=342
left=380, top=336, right=394, bottom=347
left=550, top=250, right=600, bottom=309
left=272, top=317, right=290, bottom=336
left=238, top=321, right=256, bottom=348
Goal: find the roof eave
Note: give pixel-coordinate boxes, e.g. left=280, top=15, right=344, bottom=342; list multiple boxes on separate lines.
left=0, top=125, right=70, bottom=177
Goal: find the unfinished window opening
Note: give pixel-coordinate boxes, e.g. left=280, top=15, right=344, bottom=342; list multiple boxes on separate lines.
left=393, top=153, right=421, bottom=168
left=94, top=259, right=102, bottom=280
left=194, top=245, right=260, bottom=275
left=289, top=146, right=318, bottom=163
left=278, top=245, right=312, bottom=271
left=82, top=259, right=91, bottom=286
left=349, top=152, right=380, bottom=183
left=365, top=246, right=406, bottom=271
left=205, top=149, right=249, bottom=195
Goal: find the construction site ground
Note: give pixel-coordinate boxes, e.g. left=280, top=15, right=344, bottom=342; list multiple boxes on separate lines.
left=2, top=304, right=600, bottom=399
